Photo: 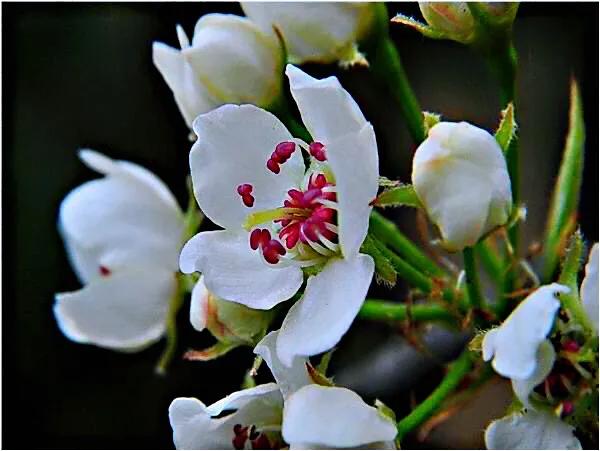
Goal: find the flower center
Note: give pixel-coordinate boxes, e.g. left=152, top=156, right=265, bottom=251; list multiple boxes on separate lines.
left=238, top=141, right=340, bottom=266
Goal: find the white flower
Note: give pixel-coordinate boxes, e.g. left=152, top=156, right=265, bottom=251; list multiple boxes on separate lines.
left=412, top=121, right=513, bottom=251
left=54, top=150, right=184, bottom=351
left=482, top=283, right=568, bottom=380
left=180, top=64, right=378, bottom=366
left=168, top=331, right=397, bottom=449
left=241, top=2, right=377, bottom=65
left=485, top=411, right=582, bottom=450
left=581, top=243, right=598, bottom=332
left=153, top=14, right=284, bottom=128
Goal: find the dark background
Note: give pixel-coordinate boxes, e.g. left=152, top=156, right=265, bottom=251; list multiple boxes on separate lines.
left=3, top=2, right=598, bottom=449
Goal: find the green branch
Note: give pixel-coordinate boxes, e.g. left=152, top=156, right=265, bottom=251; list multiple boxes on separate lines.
left=463, top=247, right=484, bottom=309
left=397, top=350, right=474, bottom=442
left=359, top=299, right=456, bottom=325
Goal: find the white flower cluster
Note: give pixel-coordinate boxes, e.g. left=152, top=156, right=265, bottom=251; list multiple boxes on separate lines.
left=52, top=2, right=597, bottom=450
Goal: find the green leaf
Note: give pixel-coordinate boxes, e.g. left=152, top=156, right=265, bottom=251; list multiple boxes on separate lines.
left=391, top=14, right=445, bottom=40
left=373, top=184, right=422, bottom=208
left=183, top=341, right=240, bottom=361
left=541, top=79, right=585, bottom=282
left=494, top=102, right=517, bottom=153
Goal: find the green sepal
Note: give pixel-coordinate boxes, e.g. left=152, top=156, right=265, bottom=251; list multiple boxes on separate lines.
left=317, top=348, right=335, bottom=375
left=183, top=341, right=240, bottom=362
left=541, top=79, right=585, bottom=282
left=375, top=399, right=397, bottom=423
left=391, top=14, right=445, bottom=40
left=557, top=230, right=594, bottom=334
left=360, top=234, right=397, bottom=286
left=373, top=184, right=422, bottom=209
left=306, top=362, right=335, bottom=387
left=423, top=111, right=442, bottom=135
left=495, top=102, right=517, bottom=153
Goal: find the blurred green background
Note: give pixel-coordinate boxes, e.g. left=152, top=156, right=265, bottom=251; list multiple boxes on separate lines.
left=3, top=2, right=598, bottom=449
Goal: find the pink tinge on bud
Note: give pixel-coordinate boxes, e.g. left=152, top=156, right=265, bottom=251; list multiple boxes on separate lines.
left=309, top=141, right=326, bottom=161
left=562, top=400, right=575, bottom=416
left=237, top=183, right=255, bottom=207
left=99, top=265, right=111, bottom=277
left=562, top=339, right=580, bottom=353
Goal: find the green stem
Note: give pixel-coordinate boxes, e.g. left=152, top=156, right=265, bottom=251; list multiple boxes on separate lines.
left=463, top=247, right=484, bottom=309
left=271, top=95, right=313, bottom=143
left=373, top=238, right=433, bottom=293
left=370, top=36, right=426, bottom=144
left=155, top=275, right=186, bottom=375
left=474, top=241, right=503, bottom=288
left=370, top=211, right=445, bottom=278
left=397, top=350, right=473, bottom=442
left=359, top=299, right=456, bottom=325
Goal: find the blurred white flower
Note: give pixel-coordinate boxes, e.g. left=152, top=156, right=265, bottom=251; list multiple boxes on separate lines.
left=412, top=121, right=512, bottom=251
left=485, top=411, right=582, bottom=450
left=153, top=14, right=284, bottom=128
left=169, top=331, right=397, bottom=449
left=54, top=150, right=184, bottom=351
left=581, top=243, right=598, bottom=332
left=241, top=2, right=377, bottom=65
left=180, top=64, right=378, bottom=366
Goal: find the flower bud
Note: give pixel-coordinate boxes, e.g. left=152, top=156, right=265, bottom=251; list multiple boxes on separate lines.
left=241, top=2, right=378, bottom=65
left=153, top=14, right=284, bottom=127
left=412, top=121, right=512, bottom=251
left=190, top=277, right=275, bottom=346
left=418, top=2, right=476, bottom=44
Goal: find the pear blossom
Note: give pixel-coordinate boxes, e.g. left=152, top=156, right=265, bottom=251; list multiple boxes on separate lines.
left=185, top=276, right=276, bottom=360
left=485, top=411, right=582, bottom=450
left=153, top=14, right=284, bottom=128
left=241, top=2, right=377, bottom=65
left=180, top=64, right=378, bottom=366
left=168, top=331, right=397, bottom=449
left=412, top=121, right=512, bottom=251
left=54, top=150, right=185, bottom=350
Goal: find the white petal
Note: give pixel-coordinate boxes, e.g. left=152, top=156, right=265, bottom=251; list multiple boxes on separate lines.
left=286, top=64, right=368, bottom=145
left=511, top=340, right=556, bottom=408
left=283, top=385, right=397, bottom=448
left=412, top=122, right=512, bottom=251
left=169, top=385, right=283, bottom=450
left=152, top=40, right=217, bottom=127
left=189, top=276, right=209, bottom=332
left=54, top=267, right=174, bottom=351
left=241, top=3, right=375, bottom=64
left=179, top=230, right=303, bottom=310
left=327, top=124, right=378, bottom=258
left=190, top=104, right=304, bottom=230
left=206, top=383, right=281, bottom=416
left=482, top=283, right=568, bottom=379
left=581, top=243, right=598, bottom=331
left=485, top=411, right=582, bottom=450
left=185, top=14, right=283, bottom=107
left=254, top=331, right=311, bottom=399
left=277, top=254, right=374, bottom=366
left=60, top=151, right=184, bottom=283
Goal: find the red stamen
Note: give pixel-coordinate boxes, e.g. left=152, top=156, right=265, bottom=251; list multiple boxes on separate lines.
left=263, top=240, right=286, bottom=264
left=266, top=158, right=280, bottom=174
left=250, top=229, right=271, bottom=250
left=275, top=141, right=296, bottom=160
left=232, top=424, right=249, bottom=450
left=251, top=433, right=272, bottom=450
left=99, top=265, right=111, bottom=277
left=562, top=339, right=580, bottom=353
left=237, top=184, right=255, bottom=207
left=562, top=400, right=574, bottom=416
left=309, top=141, right=326, bottom=161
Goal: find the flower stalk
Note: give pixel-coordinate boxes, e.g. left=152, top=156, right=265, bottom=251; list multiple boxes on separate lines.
left=463, top=247, right=485, bottom=310
left=396, top=350, right=473, bottom=442
left=358, top=299, right=456, bottom=326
